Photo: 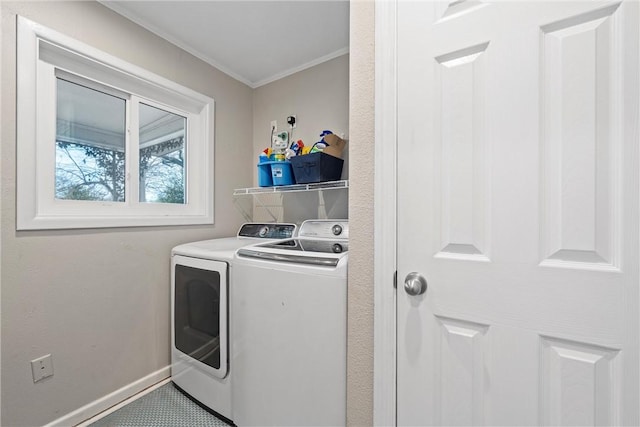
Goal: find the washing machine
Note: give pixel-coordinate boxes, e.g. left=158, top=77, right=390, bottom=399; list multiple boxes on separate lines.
left=233, top=219, right=348, bottom=426
left=170, top=223, right=296, bottom=423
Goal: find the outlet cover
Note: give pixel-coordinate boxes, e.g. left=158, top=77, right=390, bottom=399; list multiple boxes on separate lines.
left=31, top=354, right=53, bottom=383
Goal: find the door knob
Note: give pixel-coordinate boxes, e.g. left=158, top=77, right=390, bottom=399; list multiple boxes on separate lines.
left=404, top=272, right=427, bottom=296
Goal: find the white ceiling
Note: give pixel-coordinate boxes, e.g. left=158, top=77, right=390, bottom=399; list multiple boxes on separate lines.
left=100, top=1, right=350, bottom=88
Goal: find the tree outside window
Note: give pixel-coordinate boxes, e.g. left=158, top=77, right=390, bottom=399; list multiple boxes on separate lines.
left=55, top=79, right=186, bottom=204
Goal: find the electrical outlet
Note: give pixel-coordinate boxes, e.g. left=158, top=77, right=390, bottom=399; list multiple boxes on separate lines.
left=287, top=115, right=296, bottom=129
left=270, top=120, right=277, bottom=132
left=31, top=354, right=54, bottom=383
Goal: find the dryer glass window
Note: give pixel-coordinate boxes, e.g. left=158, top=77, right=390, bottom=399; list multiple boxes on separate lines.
left=174, top=265, right=223, bottom=369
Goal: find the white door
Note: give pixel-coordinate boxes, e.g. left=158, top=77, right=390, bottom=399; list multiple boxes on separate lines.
left=396, top=1, right=639, bottom=425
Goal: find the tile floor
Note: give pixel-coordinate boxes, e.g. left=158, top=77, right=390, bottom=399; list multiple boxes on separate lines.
left=88, top=382, right=232, bottom=427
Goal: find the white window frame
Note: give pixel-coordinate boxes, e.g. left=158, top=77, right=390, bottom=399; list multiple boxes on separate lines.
left=17, top=16, right=215, bottom=230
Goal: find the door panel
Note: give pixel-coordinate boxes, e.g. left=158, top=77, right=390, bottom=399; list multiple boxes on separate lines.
left=435, top=317, right=488, bottom=426
left=540, top=336, right=620, bottom=426
left=436, top=41, right=490, bottom=260
left=539, top=3, right=622, bottom=269
left=396, top=1, right=639, bottom=425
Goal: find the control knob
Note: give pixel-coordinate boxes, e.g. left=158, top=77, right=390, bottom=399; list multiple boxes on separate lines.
left=258, top=226, right=269, bottom=238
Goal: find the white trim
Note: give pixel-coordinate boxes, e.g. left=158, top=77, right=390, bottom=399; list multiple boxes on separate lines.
left=45, top=366, right=170, bottom=427
left=0, top=7, right=3, bottom=423
left=373, top=0, right=398, bottom=426
left=16, top=16, right=215, bottom=230
left=98, top=1, right=348, bottom=89
left=252, top=48, right=350, bottom=88
left=97, top=1, right=254, bottom=88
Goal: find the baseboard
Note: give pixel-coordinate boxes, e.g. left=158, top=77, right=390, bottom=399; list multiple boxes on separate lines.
left=44, top=366, right=171, bottom=427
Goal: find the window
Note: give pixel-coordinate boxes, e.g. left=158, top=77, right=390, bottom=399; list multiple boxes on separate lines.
left=138, top=103, right=186, bottom=204
left=55, top=76, right=127, bottom=203
left=17, top=16, right=214, bottom=230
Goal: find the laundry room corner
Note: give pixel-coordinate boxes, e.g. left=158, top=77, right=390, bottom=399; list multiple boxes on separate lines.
left=0, top=0, right=376, bottom=425
left=0, top=1, right=253, bottom=425
left=250, top=54, right=349, bottom=224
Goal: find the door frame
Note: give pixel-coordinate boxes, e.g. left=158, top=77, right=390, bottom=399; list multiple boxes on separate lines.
left=373, top=0, right=397, bottom=425
left=373, top=2, right=640, bottom=426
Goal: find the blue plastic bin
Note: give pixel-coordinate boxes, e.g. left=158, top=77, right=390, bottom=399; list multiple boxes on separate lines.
left=270, top=161, right=295, bottom=186
left=257, top=163, right=273, bottom=187
left=257, top=161, right=295, bottom=187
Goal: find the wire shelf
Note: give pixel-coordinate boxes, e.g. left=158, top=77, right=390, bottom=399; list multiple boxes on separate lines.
left=233, top=180, right=349, bottom=196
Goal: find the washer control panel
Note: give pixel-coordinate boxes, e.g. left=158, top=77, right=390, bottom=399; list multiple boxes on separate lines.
left=238, top=223, right=296, bottom=239
left=299, top=220, right=349, bottom=240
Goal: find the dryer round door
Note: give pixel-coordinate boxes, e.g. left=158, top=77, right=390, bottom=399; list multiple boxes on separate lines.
left=172, top=255, right=228, bottom=379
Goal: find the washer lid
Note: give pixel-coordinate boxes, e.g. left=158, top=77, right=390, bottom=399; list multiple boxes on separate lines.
left=237, top=248, right=343, bottom=267
left=237, top=237, right=348, bottom=267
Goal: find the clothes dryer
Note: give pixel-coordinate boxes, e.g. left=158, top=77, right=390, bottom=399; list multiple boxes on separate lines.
left=171, top=223, right=296, bottom=422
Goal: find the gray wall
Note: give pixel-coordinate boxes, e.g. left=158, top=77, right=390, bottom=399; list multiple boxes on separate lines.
left=250, top=54, right=349, bottom=224
left=1, top=2, right=253, bottom=425
left=0, top=2, right=362, bottom=426
left=347, top=1, right=375, bottom=426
